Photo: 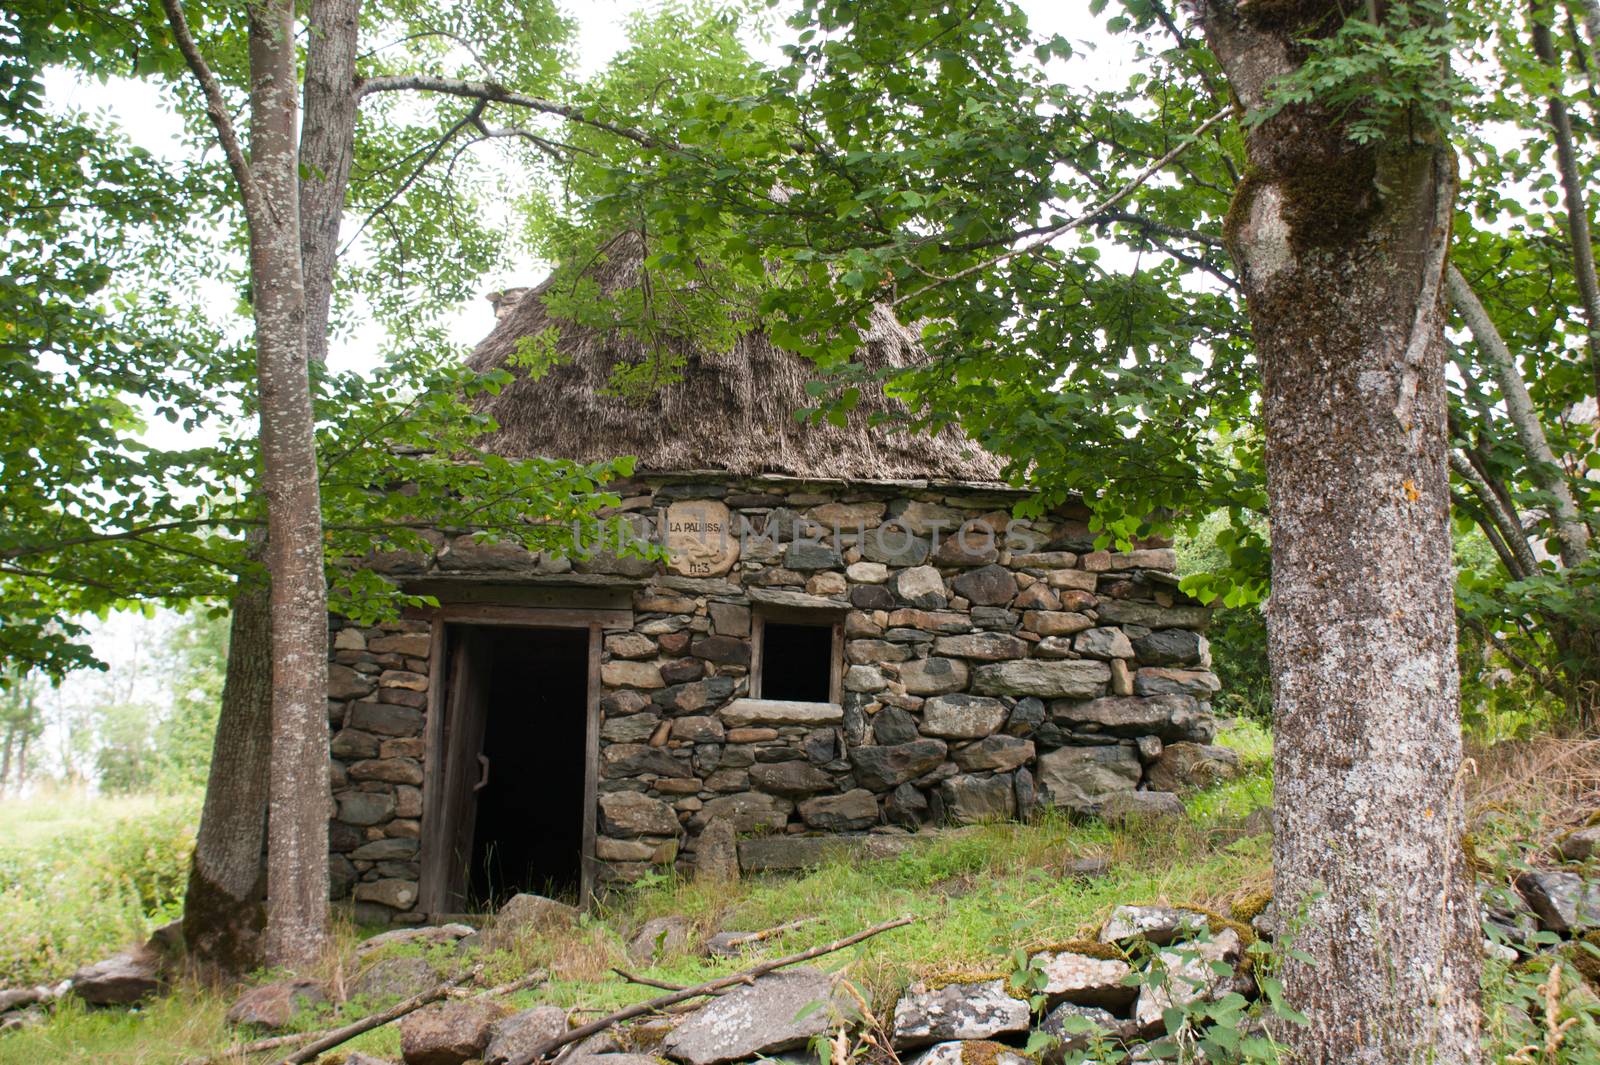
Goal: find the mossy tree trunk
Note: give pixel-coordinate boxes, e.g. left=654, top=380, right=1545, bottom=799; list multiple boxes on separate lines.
left=1201, top=2, right=1482, bottom=1061
left=182, top=581, right=271, bottom=975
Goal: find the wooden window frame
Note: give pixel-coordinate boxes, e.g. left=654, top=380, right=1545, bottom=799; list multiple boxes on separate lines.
left=749, top=605, right=846, bottom=706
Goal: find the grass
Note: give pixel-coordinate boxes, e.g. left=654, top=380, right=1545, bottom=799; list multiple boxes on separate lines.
left=0, top=788, right=199, bottom=989
left=0, top=724, right=1278, bottom=1063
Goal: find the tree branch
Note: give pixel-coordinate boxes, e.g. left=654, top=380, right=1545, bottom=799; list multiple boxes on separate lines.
left=156, top=0, right=265, bottom=228
left=890, top=109, right=1231, bottom=307
left=1447, top=263, right=1590, bottom=567
left=1450, top=450, right=1539, bottom=579
left=356, top=74, right=670, bottom=151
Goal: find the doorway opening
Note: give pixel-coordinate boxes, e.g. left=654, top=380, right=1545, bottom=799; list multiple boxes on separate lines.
left=433, top=624, right=591, bottom=910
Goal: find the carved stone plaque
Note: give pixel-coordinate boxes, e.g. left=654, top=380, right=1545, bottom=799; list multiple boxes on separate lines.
left=665, top=499, right=740, bottom=577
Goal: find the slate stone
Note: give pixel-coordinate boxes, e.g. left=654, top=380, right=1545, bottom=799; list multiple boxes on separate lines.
left=1035, top=745, right=1142, bottom=809
left=1049, top=693, right=1216, bottom=743
left=930, top=632, right=1029, bottom=661
left=660, top=968, right=854, bottom=1065
left=891, top=979, right=1030, bottom=1049
left=899, top=657, right=970, bottom=696
left=695, top=818, right=740, bottom=883
left=1133, top=668, right=1222, bottom=697
left=953, top=735, right=1035, bottom=772
left=599, top=792, right=680, bottom=837
left=691, top=635, right=751, bottom=667
left=692, top=792, right=793, bottom=833
left=1099, top=905, right=1207, bottom=946
left=750, top=760, right=836, bottom=797
left=1004, top=697, right=1046, bottom=737
left=921, top=694, right=1009, bottom=739
left=603, top=744, right=692, bottom=779
left=798, top=788, right=880, bottom=831
left=887, top=782, right=930, bottom=827
left=873, top=706, right=921, bottom=745
left=785, top=542, right=844, bottom=570
left=1086, top=790, right=1186, bottom=821
left=910, top=1042, right=1031, bottom=1065
left=851, top=584, right=898, bottom=610
left=1014, top=767, right=1038, bottom=821
left=949, top=565, right=1017, bottom=606
left=971, top=660, right=1109, bottom=700
left=1075, top=627, right=1135, bottom=660
left=1132, top=628, right=1205, bottom=666
left=852, top=739, right=950, bottom=790
left=938, top=773, right=1016, bottom=824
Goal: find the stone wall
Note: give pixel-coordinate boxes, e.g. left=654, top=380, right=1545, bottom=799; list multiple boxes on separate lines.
left=325, top=474, right=1221, bottom=922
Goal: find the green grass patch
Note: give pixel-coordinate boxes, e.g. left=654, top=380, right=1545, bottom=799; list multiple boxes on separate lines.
left=0, top=788, right=199, bottom=988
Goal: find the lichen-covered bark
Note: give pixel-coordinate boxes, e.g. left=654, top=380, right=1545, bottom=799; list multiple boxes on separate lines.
left=182, top=582, right=270, bottom=976
left=1201, top=1, right=1482, bottom=1060
left=246, top=0, right=331, bottom=969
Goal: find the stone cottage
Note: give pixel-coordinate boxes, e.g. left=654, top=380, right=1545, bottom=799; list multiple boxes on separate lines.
left=326, top=234, right=1221, bottom=924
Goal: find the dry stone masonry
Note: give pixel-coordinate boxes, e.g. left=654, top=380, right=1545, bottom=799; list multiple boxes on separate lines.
left=324, top=474, right=1222, bottom=921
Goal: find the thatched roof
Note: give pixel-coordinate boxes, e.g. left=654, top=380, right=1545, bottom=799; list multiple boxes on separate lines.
left=465, top=233, right=1005, bottom=483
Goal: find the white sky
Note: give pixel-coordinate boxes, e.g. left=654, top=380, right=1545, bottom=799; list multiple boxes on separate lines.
left=32, top=0, right=1128, bottom=754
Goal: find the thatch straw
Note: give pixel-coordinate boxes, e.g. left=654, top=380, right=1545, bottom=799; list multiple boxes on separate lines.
left=465, top=232, right=1005, bottom=482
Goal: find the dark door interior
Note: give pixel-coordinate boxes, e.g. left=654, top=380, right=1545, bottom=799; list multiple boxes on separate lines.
left=439, top=624, right=590, bottom=908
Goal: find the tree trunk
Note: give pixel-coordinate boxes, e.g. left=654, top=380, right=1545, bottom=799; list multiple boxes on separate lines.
left=299, top=0, right=362, bottom=367
left=182, top=583, right=272, bottom=975
left=1202, top=4, right=1482, bottom=1062
left=246, top=0, right=331, bottom=970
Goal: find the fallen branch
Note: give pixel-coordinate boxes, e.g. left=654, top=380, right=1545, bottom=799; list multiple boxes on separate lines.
left=501, top=914, right=916, bottom=1065
left=611, top=968, right=690, bottom=992
left=706, top=916, right=819, bottom=955
left=272, top=966, right=483, bottom=1065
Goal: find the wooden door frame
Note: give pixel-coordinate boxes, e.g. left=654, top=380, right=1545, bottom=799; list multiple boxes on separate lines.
left=416, top=604, right=626, bottom=915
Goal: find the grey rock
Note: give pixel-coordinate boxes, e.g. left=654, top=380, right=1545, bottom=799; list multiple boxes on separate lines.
left=695, top=818, right=740, bottom=883
left=1133, top=668, right=1222, bottom=697
left=799, top=788, right=880, bottom=831
left=603, top=743, right=693, bottom=779
left=971, top=660, right=1110, bottom=700
left=350, top=956, right=438, bottom=1004
left=900, top=657, right=970, bottom=696
left=852, top=739, right=950, bottom=790
left=599, top=792, right=680, bottom=837
left=872, top=706, right=921, bottom=745
left=1132, top=629, right=1205, bottom=665
left=629, top=915, right=692, bottom=964
left=1031, top=947, right=1134, bottom=1008
left=660, top=968, right=853, bottom=1065
left=949, top=565, right=1017, bottom=606
left=1093, top=601, right=1210, bottom=629
left=1558, top=825, right=1600, bottom=862
left=356, top=924, right=476, bottom=958
left=1099, top=905, right=1206, bottom=946
left=1517, top=870, right=1600, bottom=933
left=722, top=699, right=845, bottom=728
left=751, top=760, right=836, bottom=797
left=1004, top=697, right=1046, bottom=737
left=338, top=790, right=397, bottom=826
left=1085, top=790, right=1186, bottom=821
left=399, top=999, right=503, bottom=1065
left=1049, top=694, right=1215, bottom=743
left=1133, top=929, right=1244, bottom=1033
left=1040, top=1002, right=1124, bottom=1055
left=1035, top=745, right=1141, bottom=809
left=921, top=694, right=1009, bottom=739
left=482, top=893, right=578, bottom=950
left=930, top=632, right=1028, bottom=661
left=71, top=944, right=162, bottom=1005
left=1145, top=743, right=1241, bottom=792
left=1014, top=768, right=1038, bottom=821
left=891, top=979, right=1030, bottom=1049
left=1074, top=627, right=1134, bottom=660
left=484, top=1005, right=567, bottom=1065
left=785, top=542, right=844, bottom=570
left=693, top=792, right=793, bottom=834
left=938, top=774, right=1016, bottom=824
left=887, top=782, right=930, bottom=827
left=953, top=735, right=1035, bottom=772
left=226, top=979, right=326, bottom=1029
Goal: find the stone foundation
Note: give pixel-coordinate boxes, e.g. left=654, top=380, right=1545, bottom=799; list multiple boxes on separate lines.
left=326, top=474, right=1219, bottom=922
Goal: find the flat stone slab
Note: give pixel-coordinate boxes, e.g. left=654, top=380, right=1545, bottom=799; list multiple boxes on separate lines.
left=660, top=968, right=851, bottom=1065
left=737, top=833, right=918, bottom=873
left=891, top=979, right=1030, bottom=1049
left=1031, top=946, right=1134, bottom=1008
left=71, top=944, right=162, bottom=1006
left=1099, top=905, right=1207, bottom=946
left=484, top=1005, right=567, bottom=1064
left=722, top=698, right=844, bottom=727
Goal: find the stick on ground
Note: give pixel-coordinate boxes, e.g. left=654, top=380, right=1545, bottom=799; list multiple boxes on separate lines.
left=499, top=914, right=915, bottom=1065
